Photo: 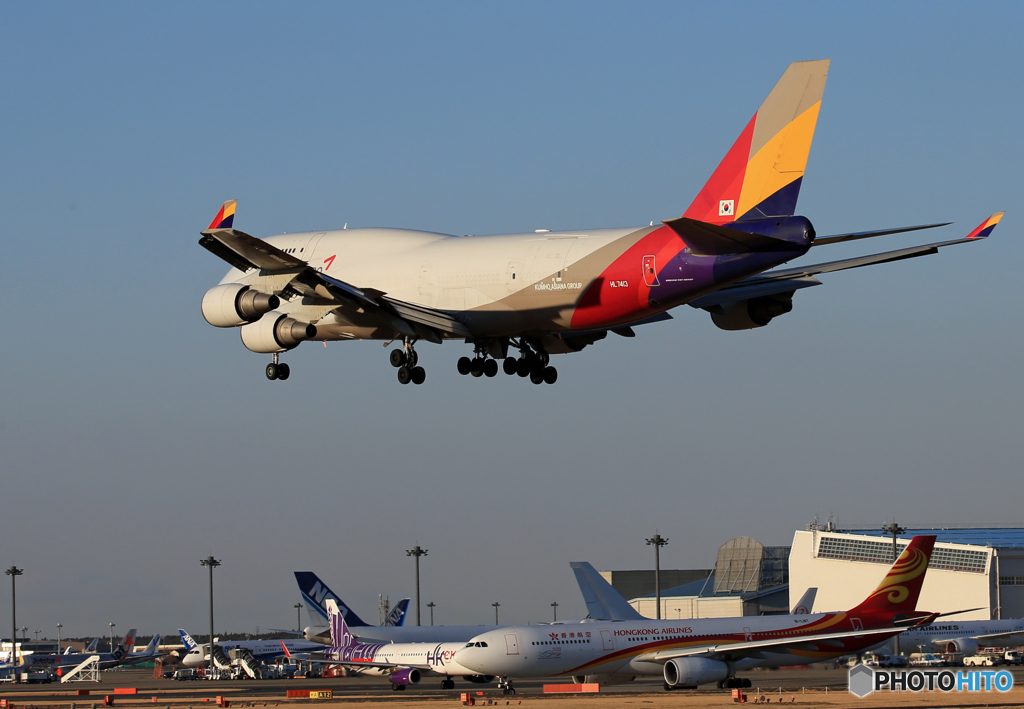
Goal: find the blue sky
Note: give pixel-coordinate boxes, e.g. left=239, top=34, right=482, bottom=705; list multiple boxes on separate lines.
left=1, top=1, right=1021, bottom=639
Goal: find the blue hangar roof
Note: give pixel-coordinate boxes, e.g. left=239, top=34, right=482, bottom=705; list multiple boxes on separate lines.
left=850, top=528, right=1024, bottom=549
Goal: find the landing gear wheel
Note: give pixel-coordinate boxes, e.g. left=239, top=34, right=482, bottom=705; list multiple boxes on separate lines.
left=470, top=358, right=484, bottom=377
left=538, top=351, right=550, bottom=366
left=410, top=366, right=426, bottom=385
left=502, top=358, right=517, bottom=375
left=457, top=357, right=472, bottom=375
left=397, top=366, right=412, bottom=385
left=277, top=363, right=290, bottom=380
left=408, top=350, right=419, bottom=367
left=507, top=688, right=516, bottom=696
left=265, top=363, right=279, bottom=380
left=542, top=366, right=557, bottom=384
left=390, top=349, right=406, bottom=368
left=483, top=359, right=498, bottom=377
left=516, top=359, right=530, bottom=377
left=441, top=679, right=454, bottom=690
left=530, top=370, right=544, bottom=385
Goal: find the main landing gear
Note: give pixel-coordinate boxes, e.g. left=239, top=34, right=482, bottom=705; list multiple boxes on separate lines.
left=390, top=338, right=426, bottom=385
left=496, top=677, right=516, bottom=695
left=457, top=341, right=557, bottom=385
left=265, top=353, right=290, bottom=381
left=440, top=678, right=455, bottom=690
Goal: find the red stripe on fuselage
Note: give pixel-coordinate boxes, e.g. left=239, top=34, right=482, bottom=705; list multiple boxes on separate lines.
left=570, top=226, right=684, bottom=331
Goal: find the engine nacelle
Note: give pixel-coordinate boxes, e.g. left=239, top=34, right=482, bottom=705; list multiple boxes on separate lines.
left=202, top=284, right=280, bottom=328
left=709, top=292, right=794, bottom=331
left=389, top=668, right=421, bottom=686
left=663, top=657, right=730, bottom=688
left=942, top=637, right=979, bottom=655
left=240, top=313, right=317, bottom=353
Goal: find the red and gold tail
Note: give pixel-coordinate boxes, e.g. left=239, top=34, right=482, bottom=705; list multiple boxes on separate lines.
left=207, top=199, right=237, bottom=230
left=850, top=535, right=936, bottom=614
left=683, top=60, right=829, bottom=224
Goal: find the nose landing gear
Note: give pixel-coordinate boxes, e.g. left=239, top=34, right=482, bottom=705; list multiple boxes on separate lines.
left=390, top=338, right=426, bottom=385
left=265, top=353, right=291, bottom=381
left=497, top=677, right=516, bottom=695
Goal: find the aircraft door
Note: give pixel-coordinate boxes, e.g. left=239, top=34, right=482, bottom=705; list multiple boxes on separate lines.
left=600, top=630, right=614, bottom=652
left=529, top=237, right=577, bottom=285
left=743, top=627, right=752, bottom=642
left=303, top=232, right=327, bottom=263
left=642, top=255, right=660, bottom=286
left=419, top=263, right=435, bottom=304
left=504, top=634, right=519, bottom=655
left=851, top=618, right=863, bottom=637
left=506, top=260, right=522, bottom=293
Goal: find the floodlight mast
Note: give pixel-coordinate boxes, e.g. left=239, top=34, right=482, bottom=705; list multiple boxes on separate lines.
left=406, top=546, right=428, bottom=626
left=882, top=521, right=906, bottom=561
left=200, top=556, right=221, bottom=675
left=6, top=566, right=23, bottom=684
left=426, top=602, right=436, bottom=626
left=646, top=533, right=669, bottom=620
left=294, top=602, right=303, bottom=632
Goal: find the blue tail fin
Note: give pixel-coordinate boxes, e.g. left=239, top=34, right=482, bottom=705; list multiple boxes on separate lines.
left=386, top=599, right=410, bottom=627
left=178, top=629, right=199, bottom=650
left=294, top=571, right=370, bottom=627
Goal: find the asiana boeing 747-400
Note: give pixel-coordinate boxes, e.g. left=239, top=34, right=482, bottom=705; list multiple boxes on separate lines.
left=199, top=59, right=1003, bottom=385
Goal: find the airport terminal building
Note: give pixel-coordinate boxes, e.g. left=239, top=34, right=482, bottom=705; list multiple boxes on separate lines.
left=789, top=526, right=1024, bottom=620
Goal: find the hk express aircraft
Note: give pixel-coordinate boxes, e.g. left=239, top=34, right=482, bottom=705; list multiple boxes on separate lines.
left=199, top=59, right=1004, bottom=386
left=455, top=537, right=942, bottom=693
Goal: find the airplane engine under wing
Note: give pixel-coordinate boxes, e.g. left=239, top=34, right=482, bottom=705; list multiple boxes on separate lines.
left=240, top=312, right=317, bottom=353
left=388, top=668, right=421, bottom=686
left=941, top=637, right=979, bottom=655
left=202, top=283, right=280, bottom=328
left=708, top=292, right=795, bottom=331
left=663, top=657, right=730, bottom=688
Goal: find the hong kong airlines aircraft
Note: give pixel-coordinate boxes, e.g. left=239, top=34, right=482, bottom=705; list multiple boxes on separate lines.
left=199, top=59, right=1003, bottom=385
left=455, top=537, right=940, bottom=693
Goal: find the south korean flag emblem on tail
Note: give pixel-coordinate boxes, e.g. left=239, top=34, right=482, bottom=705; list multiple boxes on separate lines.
left=719, top=199, right=735, bottom=217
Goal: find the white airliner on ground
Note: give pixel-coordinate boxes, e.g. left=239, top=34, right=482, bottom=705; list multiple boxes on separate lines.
left=897, top=618, right=1024, bottom=655
left=456, top=537, right=942, bottom=693
left=199, top=59, right=1003, bottom=385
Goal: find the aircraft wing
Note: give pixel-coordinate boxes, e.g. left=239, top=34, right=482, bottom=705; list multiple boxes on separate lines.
left=635, top=626, right=904, bottom=665
left=688, top=212, right=1003, bottom=310
left=570, top=562, right=645, bottom=621
left=200, top=228, right=472, bottom=340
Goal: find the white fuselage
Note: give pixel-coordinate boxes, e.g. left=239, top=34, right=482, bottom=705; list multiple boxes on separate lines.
left=328, top=639, right=484, bottom=678
left=182, top=639, right=323, bottom=666
left=898, top=619, right=1024, bottom=650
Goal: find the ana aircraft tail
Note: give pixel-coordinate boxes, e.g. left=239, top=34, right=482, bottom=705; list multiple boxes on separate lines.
left=294, top=571, right=370, bottom=627
left=386, top=599, right=410, bottom=627
left=178, top=629, right=199, bottom=650
left=326, top=599, right=355, bottom=650
left=849, top=535, right=936, bottom=614
left=684, top=59, right=829, bottom=224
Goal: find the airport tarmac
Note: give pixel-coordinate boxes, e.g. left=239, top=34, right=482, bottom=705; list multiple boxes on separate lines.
left=3, top=667, right=1024, bottom=708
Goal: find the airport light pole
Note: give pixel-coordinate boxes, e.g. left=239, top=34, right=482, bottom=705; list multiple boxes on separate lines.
left=6, top=566, right=23, bottom=684
left=551, top=601, right=558, bottom=622
left=200, top=556, right=221, bottom=675
left=882, top=521, right=906, bottom=562
left=108, top=623, right=115, bottom=653
left=56, top=623, right=62, bottom=655
left=492, top=602, right=500, bottom=625
left=406, top=546, right=428, bottom=626
left=427, top=602, right=435, bottom=626
left=294, top=602, right=303, bottom=632
left=646, top=533, right=669, bottom=620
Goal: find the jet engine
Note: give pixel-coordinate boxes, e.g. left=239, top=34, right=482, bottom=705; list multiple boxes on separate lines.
left=708, top=292, right=795, bottom=331
left=240, top=312, right=317, bottom=353
left=202, top=283, right=280, bottom=328
left=942, top=638, right=979, bottom=655
left=663, top=657, right=730, bottom=688
left=389, top=668, right=421, bottom=686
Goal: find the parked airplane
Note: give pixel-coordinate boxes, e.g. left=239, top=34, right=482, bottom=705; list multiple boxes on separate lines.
left=199, top=59, right=1003, bottom=386
left=178, top=629, right=324, bottom=667
left=897, top=618, right=1024, bottom=655
left=455, top=536, right=940, bottom=693
left=24, top=629, right=138, bottom=671
left=296, top=571, right=499, bottom=644
left=296, top=599, right=493, bottom=691
left=122, top=635, right=163, bottom=665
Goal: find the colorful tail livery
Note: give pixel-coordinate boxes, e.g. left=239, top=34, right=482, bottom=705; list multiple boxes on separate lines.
left=326, top=599, right=356, bottom=650
left=851, top=535, right=936, bottom=614
left=207, top=199, right=237, bottom=230
left=386, top=598, right=410, bottom=627
left=178, top=629, right=199, bottom=650
left=294, top=571, right=371, bottom=627
left=684, top=59, right=829, bottom=224
left=966, top=211, right=1005, bottom=239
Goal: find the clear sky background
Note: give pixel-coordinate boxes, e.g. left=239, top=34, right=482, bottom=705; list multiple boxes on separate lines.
left=1, top=1, right=1022, bottom=640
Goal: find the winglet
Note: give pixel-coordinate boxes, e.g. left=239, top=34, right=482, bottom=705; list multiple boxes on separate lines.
left=965, top=211, right=1004, bottom=240
left=207, top=200, right=237, bottom=230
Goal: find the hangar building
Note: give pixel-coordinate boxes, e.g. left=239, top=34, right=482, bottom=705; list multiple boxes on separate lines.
left=789, top=526, right=1024, bottom=621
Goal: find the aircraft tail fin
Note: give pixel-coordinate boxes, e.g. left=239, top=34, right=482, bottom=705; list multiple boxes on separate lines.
left=294, top=571, right=370, bottom=627
left=386, top=599, right=410, bottom=627
left=84, top=638, right=98, bottom=653
left=142, top=635, right=160, bottom=655
left=178, top=629, right=199, bottom=650
left=683, top=59, right=829, bottom=224
left=112, top=629, right=137, bottom=660
left=326, top=599, right=355, bottom=650
left=791, top=587, right=817, bottom=614
left=207, top=200, right=237, bottom=230
left=849, top=535, right=936, bottom=614
left=965, top=211, right=1005, bottom=239
left=569, top=562, right=645, bottom=621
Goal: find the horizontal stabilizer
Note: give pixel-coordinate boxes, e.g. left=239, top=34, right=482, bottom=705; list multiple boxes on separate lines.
left=664, top=217, right=805, bottom=256
left=812, top=222, right=951, bottom=246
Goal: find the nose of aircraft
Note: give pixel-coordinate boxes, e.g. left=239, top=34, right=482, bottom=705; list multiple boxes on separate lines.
left=454, top=636, right=495, bottom=674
